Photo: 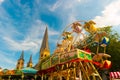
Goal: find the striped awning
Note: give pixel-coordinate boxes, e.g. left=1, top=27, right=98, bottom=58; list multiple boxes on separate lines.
left=110, top=72, right=120, bottom=79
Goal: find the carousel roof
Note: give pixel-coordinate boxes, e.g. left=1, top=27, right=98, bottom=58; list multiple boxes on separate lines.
left=21, top=67, right=37, bottom=74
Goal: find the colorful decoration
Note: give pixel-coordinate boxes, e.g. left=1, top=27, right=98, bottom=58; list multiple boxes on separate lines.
left=71, top=22, right=82, bottom=33
left=83, top=47, right=91, bottom=53
left=100, top=37, right=110, bottom=47
left=93, top=31, right=107, bottom=43
left=62, top=31, right=73, bottom=40
left=41, top=49, right=92, bottom=70
left=84, top=20, right=97, bottom=34
left=101, top=60, right=111, bottom=69
left=110, top=72, right=120, bottom=79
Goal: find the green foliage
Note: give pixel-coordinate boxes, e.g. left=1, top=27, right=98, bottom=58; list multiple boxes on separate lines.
left=106, top=35, right=120, bottom=71
left=78, top=26, right=120, bottom=71
left=99, top=26, right=120, bottom=71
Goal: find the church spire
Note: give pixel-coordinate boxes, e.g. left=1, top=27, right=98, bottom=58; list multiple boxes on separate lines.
left=40, top=27, right=49, bottom=53
left=27, top=55, right=33, bottom=67
left=16, top=51, right=24, bottom=70
left=20, top=50, right=24, bottom=60
left=39, top=27, right=50, bottom=60
left=35, top=27, right=50, bottom=70
left=29, top=55, right=32, bottom=63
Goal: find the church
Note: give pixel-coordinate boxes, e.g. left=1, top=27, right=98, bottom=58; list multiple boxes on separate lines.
left=16, top=27, right=50, bottom=70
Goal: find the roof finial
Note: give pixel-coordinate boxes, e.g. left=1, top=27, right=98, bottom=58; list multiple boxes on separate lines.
left=29, top=54, right=32, bottom=63
left=20, top=50, right=24, bottom=60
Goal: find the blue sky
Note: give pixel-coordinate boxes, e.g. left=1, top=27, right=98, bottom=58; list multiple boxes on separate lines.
left=0, top=0, right=120, bottom=69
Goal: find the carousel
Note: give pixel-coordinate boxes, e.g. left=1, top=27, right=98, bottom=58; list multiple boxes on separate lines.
left=0, top=68, right=37, bottom=80
left=37, top=20, right=112, bottom=80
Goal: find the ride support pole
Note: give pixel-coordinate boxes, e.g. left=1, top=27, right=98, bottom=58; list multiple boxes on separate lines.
left=59, top=72, right=62, bottom=80
left=78, top=69, right=82, bottom=80
left=41, top=73, right=44, bottom=80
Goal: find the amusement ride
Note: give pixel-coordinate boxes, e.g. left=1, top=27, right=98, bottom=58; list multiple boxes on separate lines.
left=37, top=20, right=111, bottom=80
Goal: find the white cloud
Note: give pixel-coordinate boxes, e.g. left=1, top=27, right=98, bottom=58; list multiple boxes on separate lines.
left=2, top=20, right=59, bottom=54
left=48, top=0, right=90, bottom=27
left=49, top=28, right=59, bottom=36
left=0, top=53, right=15, bottom=65
left=3, top=36, right=41, bottom=53
left=49, top=0, right=120, bottom=28
left=0, top=0, right=4, bottom=4
left=0, top=2, right=60, bottom=54
left=0, top=51, right=16, bottom=69
left=0, top=6, right=22, bottom=38
left=49, top=0, right=61, bottom=11
left=27, top=20, right=59, bottom=38
left=93, top=0, right=120, bottom=27
left=49, top=0, right=83, bottom=12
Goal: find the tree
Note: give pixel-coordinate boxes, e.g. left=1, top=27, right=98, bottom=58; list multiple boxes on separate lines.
left=79, top=26, right=120, bottom=71
left=99, top=26, right=120, bottom=71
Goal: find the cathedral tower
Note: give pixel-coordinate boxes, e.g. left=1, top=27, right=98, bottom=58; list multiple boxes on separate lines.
left=27, top=55, right=33, bottom=68
left=35, top=27, right=50, bottom=70
left=39, top=27, right=50, bottom=60
left=16, top=51, right=24, bottom=70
